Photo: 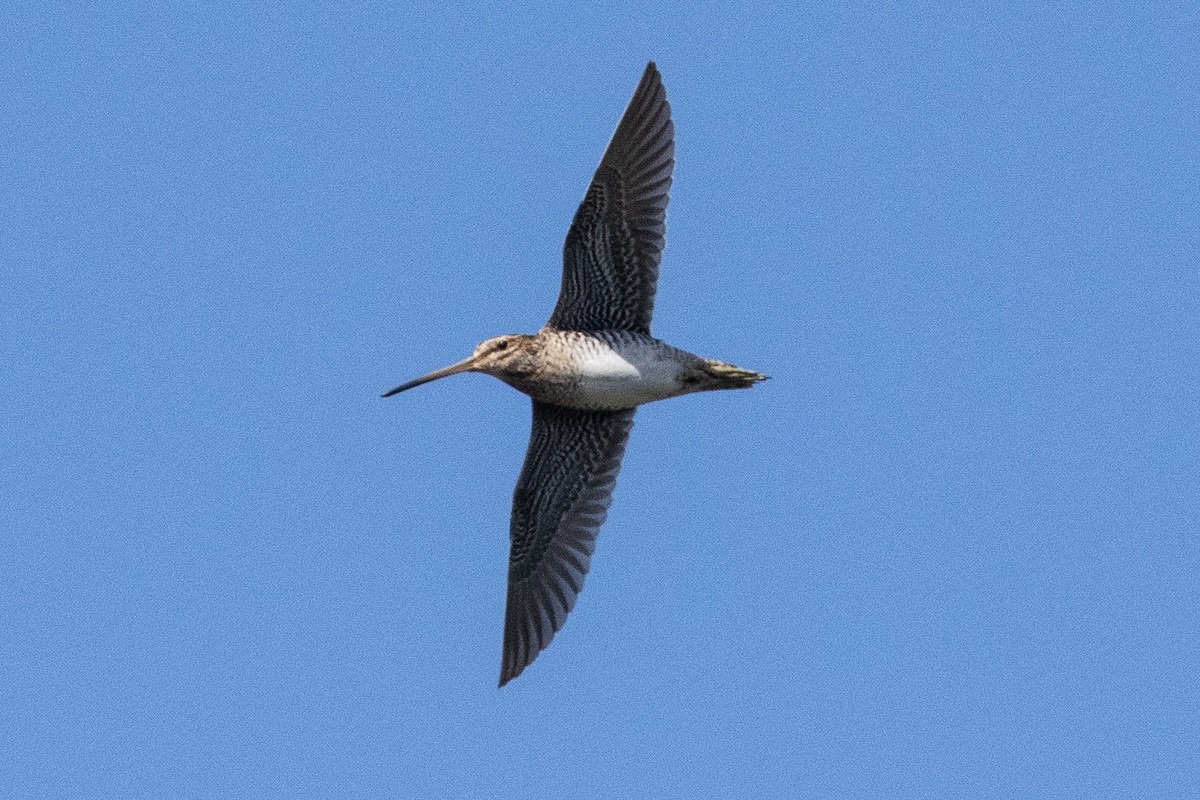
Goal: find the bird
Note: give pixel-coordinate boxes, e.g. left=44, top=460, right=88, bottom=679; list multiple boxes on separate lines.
left=383, top=61, right=766, bottom=686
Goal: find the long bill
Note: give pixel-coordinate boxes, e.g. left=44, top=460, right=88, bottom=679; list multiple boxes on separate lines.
left=381, top=356, right=478, bottom=398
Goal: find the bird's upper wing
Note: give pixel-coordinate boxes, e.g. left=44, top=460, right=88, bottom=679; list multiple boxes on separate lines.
left=546, top=61, right=674, bottom=336
left=499, top=401, right=636, bottom=686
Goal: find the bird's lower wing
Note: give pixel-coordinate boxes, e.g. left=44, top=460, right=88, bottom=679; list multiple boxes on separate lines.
left=500, top=401, right=636, bottom=686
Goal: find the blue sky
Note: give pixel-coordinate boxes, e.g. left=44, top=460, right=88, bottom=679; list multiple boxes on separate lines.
left=2, top=3, right=1197, bottom=798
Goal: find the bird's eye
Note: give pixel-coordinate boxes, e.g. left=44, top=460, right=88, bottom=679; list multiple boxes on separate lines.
left=495, top=340, right=508, bottom=350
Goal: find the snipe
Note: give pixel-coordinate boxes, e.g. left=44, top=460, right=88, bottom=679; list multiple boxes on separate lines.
left=384, top=62, right=766, bottom=686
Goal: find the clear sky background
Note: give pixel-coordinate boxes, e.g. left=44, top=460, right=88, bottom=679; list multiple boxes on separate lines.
left=2, top=3, right=1197, bottom=798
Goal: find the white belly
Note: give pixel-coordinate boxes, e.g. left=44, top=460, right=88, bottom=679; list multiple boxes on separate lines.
left=569, top=340, right=684, bottom=409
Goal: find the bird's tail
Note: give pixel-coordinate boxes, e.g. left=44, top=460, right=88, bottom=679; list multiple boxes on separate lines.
left=701, top=360, right=769, bottom=389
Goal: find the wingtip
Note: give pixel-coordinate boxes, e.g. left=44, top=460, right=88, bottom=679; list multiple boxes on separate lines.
left=498, top=650, right=528, bottom=688
left=498, top=654, right=514, bottom=688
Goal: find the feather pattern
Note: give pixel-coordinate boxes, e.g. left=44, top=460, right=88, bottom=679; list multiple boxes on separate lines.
left=500, top=401, right=636, bottom=686
left=547, top=61, right=675, bottom=335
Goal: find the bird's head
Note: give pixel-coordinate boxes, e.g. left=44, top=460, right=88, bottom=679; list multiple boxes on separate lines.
left=382, top=334, right=537, bottom=398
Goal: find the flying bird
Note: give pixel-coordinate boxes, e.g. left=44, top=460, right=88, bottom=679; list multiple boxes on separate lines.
left=384, top=62, right=766, bottom=686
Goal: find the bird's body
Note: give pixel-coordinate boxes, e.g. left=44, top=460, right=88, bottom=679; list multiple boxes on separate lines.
left=383, top=62, right=766, bottom=686
left=492, top=329, right=763, bottom=411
